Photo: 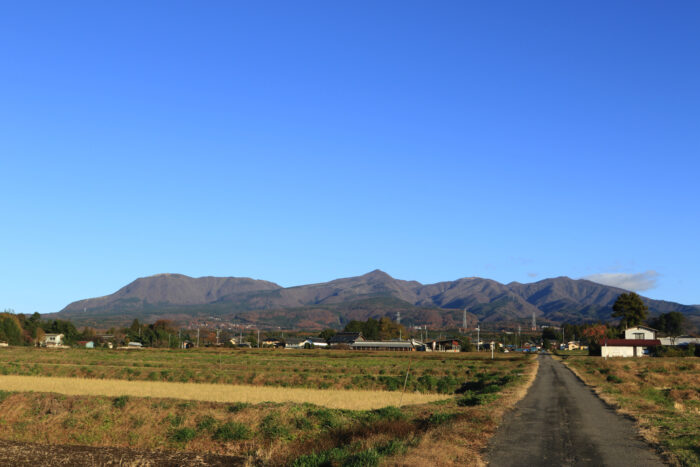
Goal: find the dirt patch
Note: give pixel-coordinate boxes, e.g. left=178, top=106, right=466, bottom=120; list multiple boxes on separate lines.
left=0, top=439, right=243, bottom=466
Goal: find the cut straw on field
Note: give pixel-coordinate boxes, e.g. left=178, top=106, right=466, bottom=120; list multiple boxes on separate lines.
left=0, top=375, right=449, bottom=410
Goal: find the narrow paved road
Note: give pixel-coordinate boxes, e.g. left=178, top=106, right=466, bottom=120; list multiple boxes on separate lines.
left=488, top=354, right=665, bottom=467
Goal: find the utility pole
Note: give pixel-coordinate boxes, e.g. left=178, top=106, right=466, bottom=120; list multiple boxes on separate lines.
left=257, top=329, right=260, bottom=348
left=196, top=328, right=200, bottom=348
left=476, top=323, right=480, bottom=352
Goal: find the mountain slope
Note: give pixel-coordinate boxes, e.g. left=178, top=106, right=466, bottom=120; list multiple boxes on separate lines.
left=55, top=271, right=700, bottom=330
left=61, top=274, right=282, bottom=313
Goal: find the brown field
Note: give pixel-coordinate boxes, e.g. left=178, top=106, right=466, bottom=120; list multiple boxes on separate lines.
left=0, top=347, right=538, bottom=465
left=561, top=356, right=700, bottom=467
left=0, top=374, right=448, bottom=410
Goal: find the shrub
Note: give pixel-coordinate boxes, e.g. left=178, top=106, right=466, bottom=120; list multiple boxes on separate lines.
left=214, top=421, right=252, bottom=441
left=260, top=413, right=293, bottom=440
left=457, top=391, right=499, bottom=407
left=606, top=374, right=623, bottom=384
left=169, top=427, right=197, bottom=443
left=376, top=439, right=407, bottom=456
left=227, top=402, right=250, bottom=413
left=112, top=395, right=129, bottom=409
left=196, top=415, right=217, bottom=432
left=343, top=448, right=380, bottom=467
left=307, top=408, right=340, bottom=429
left=372, top=405, right=405, bottom=421
left=427, top=411, right=457, bottom=426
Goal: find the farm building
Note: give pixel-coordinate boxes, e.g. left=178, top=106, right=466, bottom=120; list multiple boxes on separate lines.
left=425, top=338, right=461, bottom=352
left=77, top=341, right=95, bottom=349
left=0, top=341, right=8, bottom=347
left=41, top=333, right=65, bottom=348
left=307, top=337, right=328, bottom=348
left=659, top=336, right=700, bottom=346
left=349, top=340, right=416, bottom=351
left=261, top=338, right=284, bottom=347
left=329, top=332, right=364, bottom=347
left=601, top=338, right=660, bottom=358
left=284, top=337, right=329, bottom=349
left=284, top=338, right=306, bottom=349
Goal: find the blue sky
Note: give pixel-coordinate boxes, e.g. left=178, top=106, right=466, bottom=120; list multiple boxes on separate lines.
left=1, top=1, right=699, bottom=314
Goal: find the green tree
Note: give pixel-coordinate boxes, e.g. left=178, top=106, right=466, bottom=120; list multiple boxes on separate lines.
left=612, top=292, right=648, bottom=328
left=318, top=329, right=336, bottom=341
left=0, top=314, right=23, bottom=345
left=650, top=312, right=685, bottom=337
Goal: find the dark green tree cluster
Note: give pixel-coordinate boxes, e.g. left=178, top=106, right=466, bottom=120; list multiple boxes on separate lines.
left=0, top=312, right=23, bottom=345
left=125, top=319, right=179, bottom=348
left=343, top=317, right=406, bottom=340
left=649, top=311, right=685, bottom=337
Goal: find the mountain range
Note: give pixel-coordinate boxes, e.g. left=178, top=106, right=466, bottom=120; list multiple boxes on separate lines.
left=53, top=270, right=700, bottom=331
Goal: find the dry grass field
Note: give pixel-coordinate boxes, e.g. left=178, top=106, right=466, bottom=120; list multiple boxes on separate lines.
left=0, top=375, right=448, bottom=410
left=561, top=356, right=700, bottom=467
left=0, top=347, right=506, bottom=394
left=0, top=347, right=538, bottom=465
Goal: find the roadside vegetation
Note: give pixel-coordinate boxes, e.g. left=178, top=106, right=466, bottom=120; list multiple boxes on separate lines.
left=562, top=356, right=700, bottom=466
left=0, top=348, right=537, bottom=465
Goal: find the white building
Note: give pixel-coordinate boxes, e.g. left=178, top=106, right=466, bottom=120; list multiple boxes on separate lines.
left=659, top=336, right=700, bottom=346
left=42, top=333, right=65, bottom=347
left=624, top=325, right=657, bottom=340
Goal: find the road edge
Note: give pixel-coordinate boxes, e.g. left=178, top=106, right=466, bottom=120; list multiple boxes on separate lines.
left=478, top=354, right=541, bottom=466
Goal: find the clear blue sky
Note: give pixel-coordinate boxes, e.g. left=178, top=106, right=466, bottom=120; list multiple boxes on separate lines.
left=1, top=1, right=699, bottom=314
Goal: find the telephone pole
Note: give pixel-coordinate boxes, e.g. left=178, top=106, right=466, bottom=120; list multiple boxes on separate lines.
left=476, top=323, right=480, bottom=352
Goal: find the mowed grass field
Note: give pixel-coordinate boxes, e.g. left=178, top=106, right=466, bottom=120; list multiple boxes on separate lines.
left=0, top=347, right=537, bottom=465
left=562, top=356, right=700, bottom=467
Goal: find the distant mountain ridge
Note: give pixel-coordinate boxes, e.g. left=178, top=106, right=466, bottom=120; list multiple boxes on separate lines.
left=55, top=270, right=700, bottom=330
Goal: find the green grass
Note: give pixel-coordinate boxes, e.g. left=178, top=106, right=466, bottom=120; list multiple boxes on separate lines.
left=213, top=421, right=252, bottom=441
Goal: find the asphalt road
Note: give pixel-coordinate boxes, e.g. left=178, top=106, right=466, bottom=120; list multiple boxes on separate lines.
left=487, top=354, right=665, bottom=467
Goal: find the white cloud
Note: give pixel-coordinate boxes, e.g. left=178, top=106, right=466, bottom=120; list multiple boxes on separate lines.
left=583, top=270, right=659, bottom=291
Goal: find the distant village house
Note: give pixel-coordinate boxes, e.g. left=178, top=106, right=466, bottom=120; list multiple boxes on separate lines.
left=41, top=333, right=66, bottom=348
left=601, top=326, right=660, bottom=358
